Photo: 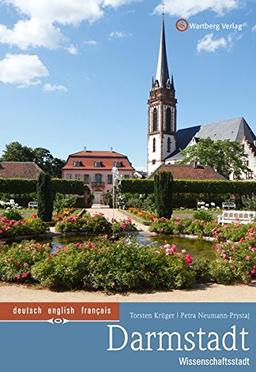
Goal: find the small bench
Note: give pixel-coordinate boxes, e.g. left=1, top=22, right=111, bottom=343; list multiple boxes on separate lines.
left=28, top=201, right=38, bottom=209
left=222, top=201, right=236, bottom=210
left=218, top=210, right=256, bottom=225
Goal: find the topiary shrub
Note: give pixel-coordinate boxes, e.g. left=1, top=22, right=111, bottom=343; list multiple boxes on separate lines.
left=154, top=172, right=173, bottom=218
left=37, top=173, right=53, bottom=222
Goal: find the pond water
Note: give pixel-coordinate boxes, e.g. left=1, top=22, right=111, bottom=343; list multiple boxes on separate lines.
left=48, top=233, right=215, bottom=260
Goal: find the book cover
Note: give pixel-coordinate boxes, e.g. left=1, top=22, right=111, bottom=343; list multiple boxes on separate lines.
left=0, top=1, right=255, bottom=371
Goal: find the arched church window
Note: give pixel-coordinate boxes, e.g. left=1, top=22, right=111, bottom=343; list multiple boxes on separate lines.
left=153, top=138, right=156, bottom=153
left=167, top=137, right=171, bottom=153
left=153, top=108, right=158, bottom=132
left=171, top=107, right=176, bottom=131
left=166, top=107, right=171, bottom=133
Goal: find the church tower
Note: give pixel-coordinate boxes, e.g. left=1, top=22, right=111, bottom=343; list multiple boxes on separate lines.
left=147, top=19, right=177, bottom=175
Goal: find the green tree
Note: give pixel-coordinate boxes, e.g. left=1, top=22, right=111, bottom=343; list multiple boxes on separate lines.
left=33, top=148, right=65, bottom=177
left=37, top=173, right=53, bottom=222
left=1, top=141, right=34, bottom=162
left=50, top=157, right=66, bottom=178
left=154, top=171, right=173, bottom=218
left=180, top=138, right=249, bottom=179
left=33, top=147, right=54, bottom=171
left=1, top=142, right=65, bottom=178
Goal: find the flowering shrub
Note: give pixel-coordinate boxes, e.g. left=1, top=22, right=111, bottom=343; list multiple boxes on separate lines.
left=30, top=239, right=195, bottom=291
left=56, top=214, right=137, bottom=235
left=112, top=218, right=137, bottom=233
left=210, top=241, right=256, bottom=284
left=0, top=199, right=22, bottom=210
left=0, top=241, right=50, bottom=282
left=55, top=213, right=112, bottom=235
left=31, top=244, right=97, bottom=290
left=150, top=218, right=211, bottom=237
left=1, top=235, right=256, bottom=288
left=0, top=216, right=47, bottom=239
left=163, top=243, right=192, bottom=265
left=150, top=218, right=256, bottom=243
left=53, top=208, right=76, bottom=222
left=128, top=208, right=158, bottom=222
left=3, top=209, right=23, bottom=221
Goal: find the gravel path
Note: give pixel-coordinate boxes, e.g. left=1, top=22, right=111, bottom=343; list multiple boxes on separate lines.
left=87, top=205, right=150, bottom=232
left=0, top=283, right=256, bottom=302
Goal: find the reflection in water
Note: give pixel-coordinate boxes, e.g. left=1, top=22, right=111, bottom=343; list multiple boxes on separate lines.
left=50, top=233, right=215, bottom=259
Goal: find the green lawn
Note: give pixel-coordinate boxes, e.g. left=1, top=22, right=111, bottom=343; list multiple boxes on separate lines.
left=0, top=208, right=36, bottom=219
left=173, top=209, right=220, bottom=220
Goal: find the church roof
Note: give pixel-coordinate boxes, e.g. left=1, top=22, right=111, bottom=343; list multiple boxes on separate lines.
left=155, top=19, right=170, bottom=88
left=166, top=117, right=255, bottom=162
left=194, top=117, right=255, bottom=143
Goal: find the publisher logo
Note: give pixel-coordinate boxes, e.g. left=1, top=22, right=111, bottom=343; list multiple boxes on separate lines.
left=176, top=18, right=189, bottom=32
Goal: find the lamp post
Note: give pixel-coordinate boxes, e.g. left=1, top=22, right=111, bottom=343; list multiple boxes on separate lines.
left=111, top=166, right=119, bottom=222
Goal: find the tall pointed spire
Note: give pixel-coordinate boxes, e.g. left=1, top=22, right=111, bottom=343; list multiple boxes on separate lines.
left=155, top=19, right=170, bottom=88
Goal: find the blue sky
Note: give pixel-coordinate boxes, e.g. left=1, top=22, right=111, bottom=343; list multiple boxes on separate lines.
left=0, top=0, right=255, bottom=169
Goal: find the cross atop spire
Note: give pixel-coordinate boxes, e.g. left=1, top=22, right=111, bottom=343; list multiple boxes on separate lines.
left=155, top=18, right=170, bottom=88
left=162, top=1, right=165, bottom=18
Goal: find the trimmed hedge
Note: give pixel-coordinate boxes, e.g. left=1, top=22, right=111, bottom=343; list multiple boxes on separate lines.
left=0, top=179, right=36, bottom=194
left=0, top=178, right=84, bottom=196
left=120, top=179, right=154, bottom=194
left=120, top=179, right=256, bottom=195
left=52, top=179, right=85, bottom=195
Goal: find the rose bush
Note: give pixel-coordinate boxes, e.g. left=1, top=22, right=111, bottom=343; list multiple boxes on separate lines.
left=150, top=218, right=256, bottom=243
left=0, top=216, right=47, bottom=239
left=0, top=238, right=196, bottom=291
left=55, top=213, right=112, bottom=235
left=0, top=240, right=50, bottom=282
left=56, top=214, right=137, bottom=235
left=210, top=241, right=256, bottom=284
left=112, top=218, right=137, bottom=234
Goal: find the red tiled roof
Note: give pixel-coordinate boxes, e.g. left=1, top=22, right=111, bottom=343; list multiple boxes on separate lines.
left=152, top=164, right=226, bottom=180
left=70, top=151, right=127, bottom=158
left=63, top=151, right=134, bottom=171
left=0, top=162, right=43, bottom=179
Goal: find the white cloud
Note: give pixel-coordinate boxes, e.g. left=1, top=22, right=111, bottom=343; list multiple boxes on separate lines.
left=0, top=18, right=64, bottom=50
left=44, top=83, right=68, bottom=93
left=197, top=33, right=233, bottom=53
left=0, top=0, right=139, bottom=52
left=252, top=25, right=256, bottom=32
left=109, top=31, right=132, bottom=39
left=155, top=0, right=240, bottom=18
left=84, top=40, right=98, bottom=45
left=66, top=44, right=78, bottom=55
left=0, top=54, right=49, bottom=86
left=3, top=0, right=140, bottom=25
